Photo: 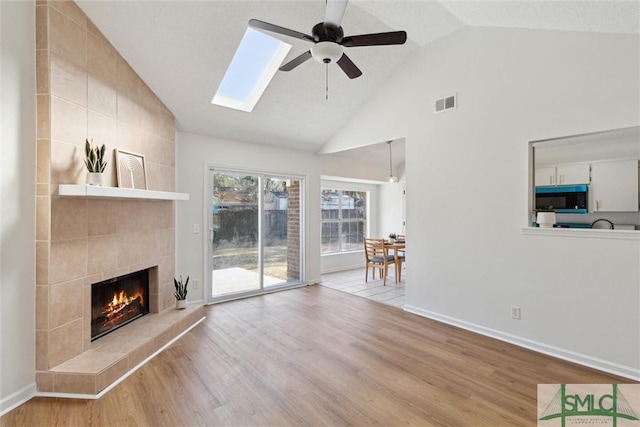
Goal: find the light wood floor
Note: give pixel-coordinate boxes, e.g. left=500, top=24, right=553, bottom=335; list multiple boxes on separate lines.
left=2, top=285, right=632, bottom=426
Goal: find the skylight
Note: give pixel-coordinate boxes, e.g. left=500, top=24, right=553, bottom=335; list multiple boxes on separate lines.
left=212, top=28, right=291, bottom=112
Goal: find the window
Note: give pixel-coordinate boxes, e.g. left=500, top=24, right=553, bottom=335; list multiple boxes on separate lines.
left=321, top=189, right=367, bottom=254
left=212, top=28, right=291, bottom=112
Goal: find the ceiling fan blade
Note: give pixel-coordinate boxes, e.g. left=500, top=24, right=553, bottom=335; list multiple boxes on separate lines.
left=324, top=0, right=348, bottom=28
left=341, top=31, right=407, bottom=47
left=279, top=50, right=313, bottom=71
left=336, top=53, right=362, bottom=79
left=249, top=19, right=314, bottom=42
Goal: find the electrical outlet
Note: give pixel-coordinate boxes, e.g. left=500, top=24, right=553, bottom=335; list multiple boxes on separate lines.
left=511, top=306, right=521, bottom=320
left=192, top=280, right=199, bottom=290
left=193, top=224, right=200, bottom=234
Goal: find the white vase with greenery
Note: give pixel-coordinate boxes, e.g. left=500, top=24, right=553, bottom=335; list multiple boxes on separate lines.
left=174, top=275, right=189, bottom=309
left=84, top=139, right=107, bottom=186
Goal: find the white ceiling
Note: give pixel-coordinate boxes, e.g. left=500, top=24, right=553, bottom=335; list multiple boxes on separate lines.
left=76, top=0, right=639, bottom=161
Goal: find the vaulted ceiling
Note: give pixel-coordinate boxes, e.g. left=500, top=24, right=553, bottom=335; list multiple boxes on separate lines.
left=76, top=0, right=639, bottom=159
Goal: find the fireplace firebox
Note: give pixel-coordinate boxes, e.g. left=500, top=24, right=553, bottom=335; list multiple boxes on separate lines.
left=91, top=269, right=149, bottom=341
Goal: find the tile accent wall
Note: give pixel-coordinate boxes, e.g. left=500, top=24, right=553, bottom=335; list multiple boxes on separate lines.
left=34, top=0, right=197, bottom=394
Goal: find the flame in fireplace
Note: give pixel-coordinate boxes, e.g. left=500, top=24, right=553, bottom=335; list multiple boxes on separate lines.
left=104, top=289, right=145, bottom=319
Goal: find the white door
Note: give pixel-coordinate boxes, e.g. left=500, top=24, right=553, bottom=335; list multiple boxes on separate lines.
left=207, top=168, right=304, bottom=302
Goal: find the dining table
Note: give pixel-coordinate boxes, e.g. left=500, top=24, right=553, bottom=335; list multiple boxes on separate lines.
left=384, top=240, right=405, bottom=251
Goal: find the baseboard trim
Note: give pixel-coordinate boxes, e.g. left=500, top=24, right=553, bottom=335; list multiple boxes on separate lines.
left=0, top=383, right=37, bottom=417
left=321, top=265, right=363, bottom=274
left=403, top=305, right=640, bottom=381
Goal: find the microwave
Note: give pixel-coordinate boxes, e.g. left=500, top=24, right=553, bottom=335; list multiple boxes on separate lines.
left=535, top=185, right=588, bottom=213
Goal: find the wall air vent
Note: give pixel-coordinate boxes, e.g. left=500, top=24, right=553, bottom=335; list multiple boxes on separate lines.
left=434, top=94, right=457, bottom=114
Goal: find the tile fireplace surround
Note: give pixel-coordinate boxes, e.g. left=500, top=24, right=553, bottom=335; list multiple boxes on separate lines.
left=35, top=0, right=203, bottom=395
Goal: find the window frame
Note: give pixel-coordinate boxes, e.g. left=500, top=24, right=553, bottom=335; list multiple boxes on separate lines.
left=321, top=188, right=368, bottom=254
left=207, top=165, right=306, bottom=304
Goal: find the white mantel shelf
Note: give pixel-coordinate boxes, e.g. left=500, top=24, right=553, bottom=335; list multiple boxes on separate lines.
left=58, top=184, right=189, bottom=201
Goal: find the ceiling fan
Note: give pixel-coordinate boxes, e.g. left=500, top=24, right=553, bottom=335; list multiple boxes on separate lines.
left=249, top=0, right=407, bottom=79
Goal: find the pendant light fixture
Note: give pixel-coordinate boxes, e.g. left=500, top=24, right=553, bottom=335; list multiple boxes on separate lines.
left=387, top=140, right=398, bottom=183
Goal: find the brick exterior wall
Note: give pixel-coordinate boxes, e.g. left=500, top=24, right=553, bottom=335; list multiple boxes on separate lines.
left=286, top=180, right=301, bottom=281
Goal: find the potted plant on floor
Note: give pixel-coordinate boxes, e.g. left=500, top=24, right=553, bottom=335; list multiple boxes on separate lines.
left=536, top=205, right=556, bottom=228
left=174, top=275, right=189, bottom=309
left=84, top=138, right=107, bottom=186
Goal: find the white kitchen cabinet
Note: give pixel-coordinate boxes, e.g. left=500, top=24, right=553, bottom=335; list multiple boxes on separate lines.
left=590, top=159, right=639, bottom=212
left=556, top=164, right=591, bottom=185
left=535, top=163, right=590, bottom=187
left=535, top=167, right=557, bottom=186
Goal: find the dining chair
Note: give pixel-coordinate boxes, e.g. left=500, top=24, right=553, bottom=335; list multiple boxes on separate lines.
left=394, top=235, right=406, bottom=282
left=396, top=234, right=406, bottom=256
left=396, top=235, right=406, bottom=252
left=394, top=246, right=406, bottom=282
left=364, top=238, right=394, bottom=286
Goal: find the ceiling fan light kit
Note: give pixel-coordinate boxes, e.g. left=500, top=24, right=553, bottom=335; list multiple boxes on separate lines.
left=248, top=0, right=407, bottom=81
left=311, top=42, right=344, bottom=64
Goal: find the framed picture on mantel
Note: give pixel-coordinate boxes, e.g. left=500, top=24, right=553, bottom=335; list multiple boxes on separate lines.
left=115, top=149, right=147, bottom=190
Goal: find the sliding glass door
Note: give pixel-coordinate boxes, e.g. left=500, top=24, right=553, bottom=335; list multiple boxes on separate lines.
left=211, top=172, right=260, bottom=296
left=208, top=169, right=303, bottom=302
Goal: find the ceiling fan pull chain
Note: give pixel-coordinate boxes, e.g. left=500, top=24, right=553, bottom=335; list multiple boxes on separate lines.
left=326, top=64, right=329, bottom=100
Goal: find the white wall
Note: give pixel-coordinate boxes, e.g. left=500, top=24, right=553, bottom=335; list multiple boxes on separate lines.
left=318, top=81, right=412, bottom=155
left=0, top=0, right=37, bottom=414
left=176, top=131, right=386, bottom=300
left=327, top=27, right=640, bottom=378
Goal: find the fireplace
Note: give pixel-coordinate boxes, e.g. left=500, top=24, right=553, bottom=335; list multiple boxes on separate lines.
left=91, top=269, right=149, bottom=341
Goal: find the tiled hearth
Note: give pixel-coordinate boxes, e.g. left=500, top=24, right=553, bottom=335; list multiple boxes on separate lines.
left=41, top=305, right=204, bottom=395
